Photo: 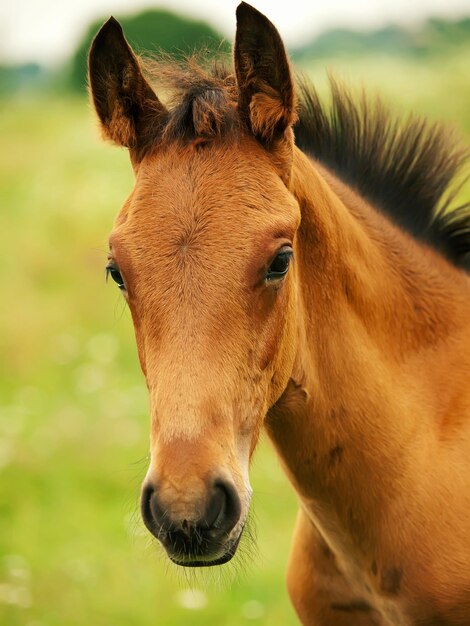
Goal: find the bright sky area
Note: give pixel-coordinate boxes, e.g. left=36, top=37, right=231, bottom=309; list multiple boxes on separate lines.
left=2, top=0, right=470, bottom=65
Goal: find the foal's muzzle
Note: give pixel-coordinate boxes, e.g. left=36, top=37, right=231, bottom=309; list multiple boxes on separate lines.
left=141, top=479, right=242, bottom=566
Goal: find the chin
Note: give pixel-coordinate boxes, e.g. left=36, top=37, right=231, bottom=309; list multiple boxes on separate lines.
left=168, top=529, right=244, bottom=568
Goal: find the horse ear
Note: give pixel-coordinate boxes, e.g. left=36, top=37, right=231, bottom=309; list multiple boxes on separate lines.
left=88, top=17, right=166, bottom=150
left=234, top=3, right=296, bottom=143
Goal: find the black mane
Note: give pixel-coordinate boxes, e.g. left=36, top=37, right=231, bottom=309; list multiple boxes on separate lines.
left=295, top=77, right=470, bottom=271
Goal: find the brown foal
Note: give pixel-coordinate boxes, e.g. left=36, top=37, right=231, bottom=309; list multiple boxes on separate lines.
left=88, top=3, right=470, bottom=624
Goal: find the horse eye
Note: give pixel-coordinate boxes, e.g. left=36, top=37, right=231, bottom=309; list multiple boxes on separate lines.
left=266, top=247, right=293, bottom=281
left=106, top=265, right=126, bottom=290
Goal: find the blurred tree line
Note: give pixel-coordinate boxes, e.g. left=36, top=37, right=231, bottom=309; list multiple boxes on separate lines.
left=292, top=16, right=470, bottom=61
left=0, top=63, right=46, bottom=93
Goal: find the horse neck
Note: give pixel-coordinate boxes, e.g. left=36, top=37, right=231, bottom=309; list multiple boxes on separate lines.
left=266, top=146, right=469, bottom=549
left=289, top=146, right=468, bottom=383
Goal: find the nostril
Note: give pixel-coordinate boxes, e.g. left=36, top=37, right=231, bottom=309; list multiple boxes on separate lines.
left=141, top=483, right=157, bottom=532
left=206, top=480, right=241, bottom=535
left=205, top=485, right=226, bottom=529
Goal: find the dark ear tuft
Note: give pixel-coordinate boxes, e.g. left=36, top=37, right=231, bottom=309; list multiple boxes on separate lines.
left=234, top=3, right=296, bottom=143
left=88, top=17, right=166, bottom=149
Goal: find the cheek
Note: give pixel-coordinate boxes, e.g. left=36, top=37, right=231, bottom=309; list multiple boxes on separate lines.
left=235, top=406, right=264, bottom=479
left=256, top=286, right=290, bottom=371
left=129, top=305, right=148, bottom=377
left=261, top=283, right=298, bottom=406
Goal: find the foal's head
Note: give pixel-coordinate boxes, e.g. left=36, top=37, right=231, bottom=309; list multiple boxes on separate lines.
left=89, top=3, right=300, bottom=566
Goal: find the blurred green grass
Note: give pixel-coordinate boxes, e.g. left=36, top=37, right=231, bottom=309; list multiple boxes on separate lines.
left=1, top=49, right=469, bottom=626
